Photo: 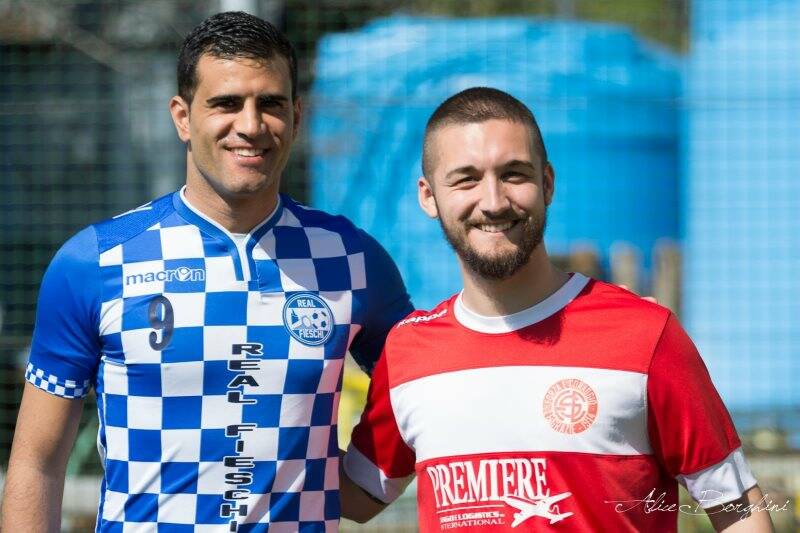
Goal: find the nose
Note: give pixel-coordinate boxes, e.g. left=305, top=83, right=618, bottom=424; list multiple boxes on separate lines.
left=234, top=100, right=266, bottom=139
left=478, top=175, right=511, bottom=216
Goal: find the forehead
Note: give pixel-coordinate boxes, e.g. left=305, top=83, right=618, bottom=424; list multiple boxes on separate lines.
left=193, top=53, right=291, bottom=96
left=430, top=119, right=537, bottom=173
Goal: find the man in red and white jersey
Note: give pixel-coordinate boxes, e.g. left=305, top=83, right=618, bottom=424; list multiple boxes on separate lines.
left=338, top=87, right=773, bottom=532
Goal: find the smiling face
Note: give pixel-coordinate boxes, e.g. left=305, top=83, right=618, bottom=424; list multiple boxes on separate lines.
left=170, top=53, right=300, bottom=204
left=419, top=119, right=554, bottom=280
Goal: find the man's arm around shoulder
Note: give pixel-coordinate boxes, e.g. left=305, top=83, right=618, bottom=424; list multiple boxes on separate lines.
left=2, top=383, right=84, bottom=532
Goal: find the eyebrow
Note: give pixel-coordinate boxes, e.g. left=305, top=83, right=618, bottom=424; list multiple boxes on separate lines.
left=443, top=160, right=537, bottom=180
left=502, top=159, right=538, bottom=171
left=205, top=93, right=290, bottom=106
left=444, top=165, right=480, bottom=180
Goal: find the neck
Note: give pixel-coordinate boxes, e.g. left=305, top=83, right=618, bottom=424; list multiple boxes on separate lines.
left=459, top=244, right=569, bottom=316
left=184, top=168, right=279, bottom=234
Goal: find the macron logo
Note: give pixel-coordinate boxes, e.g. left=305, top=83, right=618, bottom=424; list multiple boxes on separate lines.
left=125, top=267, right=205, bottom=286
left=397, top=308, right=447, bottom=327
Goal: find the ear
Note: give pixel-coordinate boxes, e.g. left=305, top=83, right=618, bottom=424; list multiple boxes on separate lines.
left=291, top=96, right=303, bottom=141
left=169, top=95, right=191, bottom=143
left=418, top=176, right=439, bottom=219
left=543, top=162, right=556, bottom=206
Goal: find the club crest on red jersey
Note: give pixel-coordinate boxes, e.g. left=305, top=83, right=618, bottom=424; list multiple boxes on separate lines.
left=543, top=378, right=598, bottom=434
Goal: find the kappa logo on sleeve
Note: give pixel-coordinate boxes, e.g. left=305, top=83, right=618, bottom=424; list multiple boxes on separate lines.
left=282, top=293, right=335, bottom=346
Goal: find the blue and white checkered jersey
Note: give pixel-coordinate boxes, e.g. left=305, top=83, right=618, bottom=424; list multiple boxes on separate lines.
left=26, top=188, right=413, bottom=532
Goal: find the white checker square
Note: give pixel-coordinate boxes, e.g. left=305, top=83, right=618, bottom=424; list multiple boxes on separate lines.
left=127, top=396, right=163, bottom=429
left=246, top=291, right=285, bottom=326
left=204, top=255, right=239, bottom=292
left=238, top=427, right=279, bottom=461
left=305, top=227, right=346, bottom=258
left=299, top=491, right=326, bottom=521
left=321, top=290, right=353, bottom=325
left=288, top=338, right=325, bottom=360
left=166, top=292, right=206, bottom=328
left=272, top=459, right=306, bottom=492
left=159, top=225, right=205, bottom=260
left=128, top=461, right=162, bottom=494
left=121, top=329, right=162, bottom=365
left=241, top=493, right=271, bottom=524
left=101, top=489, right=127, bottom=521
left=317, top=359, right=344, bottom=394
left=122, top=522, right=158, bottom=533
left=307, top=426, right=331, bottom=459
left=325, top=519, right=339, bottom=532
left=161, top=429, right=202, bottom=462
left=253, top=232, right=277, bottom=259
left=347, top=325, right=362, bottom=348
left=200, top=395, right=243, bottom=428
left=158, top=493, right=198, bottom=524
left=101, top=364, right=128, bottom=400
left=203, top=326, right=248, bottom=360
left=347, top=252, right=367, bottom=290
left=324, top=456, right=340, bottom=490
left=99, top=244, right=123, bottom=266
left=278, top=394, right=315, bottom=427
left=279, top=209, right=302, bottom=227
left=99, top=298, right=123, bottom=335
left=277, top=259, right=318, bottom=291
left=161, top=361, right=204, bottom=397
left=242, top=359, right=288, bottom=395
left=269, top=522, right=302, bottom=533
left=121, top=260, right=165, bottom=297
left=197, top=461, right=228, bottom=494
left=104, top=426, right=129, bottom=460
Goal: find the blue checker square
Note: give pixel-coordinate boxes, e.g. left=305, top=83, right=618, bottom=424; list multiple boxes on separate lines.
left=269, top=491, right=301, bottom=522
left=324, top=490, right=340, bottom=521
left=284, top=360, right=324, bottom=394
left=127, top=363, right=162, bottom=397
left=310, top=394, right=334, bottom=426
left=278, top=427, right=310, bottom=460
left=324, top=326, right=350, bottom=359
left=242, top=395, right=282, bottom=427
left=101, top=264, right=123, bottom=299
left=203, top=361, right=234, bottom=395
left=163, top=258, right=206, bottom=293
left=249, top=460, right=277, bottom=493
left=124, top=492, right=159, bottom=522
left=98, top=519, right=124, bottom=533
left=239, top=524, right=271, bottom=533
left=201, top=235, right=230, bottom=257
left=159, top=520, right=198, bottom=532
left=106, top=459, right=128, bottom=493
left=128, top=430, right=162, bottom=461
left=163, top=396, right=202, bottom=429
left=122, top=295, right=160, bottom=330
left=247, top=326, right=290, bottom=360
left=255, top=259, right=283, bottom=293
left=195, top=494, right=228, bottom=524
left=100, top=332, right=124, bottom=362
left=122, top=230, right=163, bottom=263
left=313, top=256, right=351, bottom=291
left=327, top=425, right=339, bottom=457
left=104, top=394, right=127, bottom=427
left=299, top=523, right=325, bottom=532
left=200, top=429, right=238, bottom=461
left=161, top=462, right=199, bottom=494
left=205, top=291, right=248, bottom=325
left=162, top=327, right=204, bottom=363
left=274, top=226, right=311, bottom=258
left=304, top=458, right=326, bottom=491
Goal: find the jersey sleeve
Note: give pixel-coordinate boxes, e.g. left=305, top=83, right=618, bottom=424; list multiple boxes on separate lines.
left=348, top=230, right=413, bottom=374
left=343, top=350, right=416, bottom=503
left=26, top=226, right=102, bottom=399
left=647, top=313, right=756, bottom=507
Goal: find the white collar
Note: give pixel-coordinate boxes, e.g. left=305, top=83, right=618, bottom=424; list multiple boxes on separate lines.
left=454, top=273, right=590, bottom=334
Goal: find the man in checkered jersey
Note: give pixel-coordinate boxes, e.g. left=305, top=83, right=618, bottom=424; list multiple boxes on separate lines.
left=2, top=12, right=412, bottom=532
left=339, top=88, right=773, bottom=531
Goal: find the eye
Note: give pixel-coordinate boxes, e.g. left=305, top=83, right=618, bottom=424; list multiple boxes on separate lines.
left=213, top=98, right=238, bottom=110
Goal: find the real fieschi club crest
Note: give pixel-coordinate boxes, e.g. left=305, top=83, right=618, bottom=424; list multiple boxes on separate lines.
left=543, top=378, right=598, bottom=434
left=282, top=293, right=334, bottom=346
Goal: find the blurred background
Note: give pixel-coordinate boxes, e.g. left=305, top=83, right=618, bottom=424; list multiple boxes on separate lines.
left=0, top=0, right=798, bottom=531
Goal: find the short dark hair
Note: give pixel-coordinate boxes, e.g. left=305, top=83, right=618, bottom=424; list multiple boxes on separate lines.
left=177, top=11, right=298, bottom=104
left=422, top=87, right=548, bottom=177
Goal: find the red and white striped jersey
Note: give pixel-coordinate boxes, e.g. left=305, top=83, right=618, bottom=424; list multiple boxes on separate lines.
left=344, top=273, right=756, bottom=532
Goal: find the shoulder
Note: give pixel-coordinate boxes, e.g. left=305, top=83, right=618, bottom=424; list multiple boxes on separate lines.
left=385, top=297, right=454, bottom=344
left=91, top=192, right=177, bottom=254
left=576, top=278, right=672, bottom=328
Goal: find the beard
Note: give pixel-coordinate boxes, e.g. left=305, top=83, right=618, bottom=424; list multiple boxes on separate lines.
left=438, top=207, right=546, bottom=280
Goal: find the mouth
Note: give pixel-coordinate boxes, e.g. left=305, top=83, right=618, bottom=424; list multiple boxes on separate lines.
left=474, top=220, right=519, bottom=234
left=226, top=147, right=269, bottom=166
